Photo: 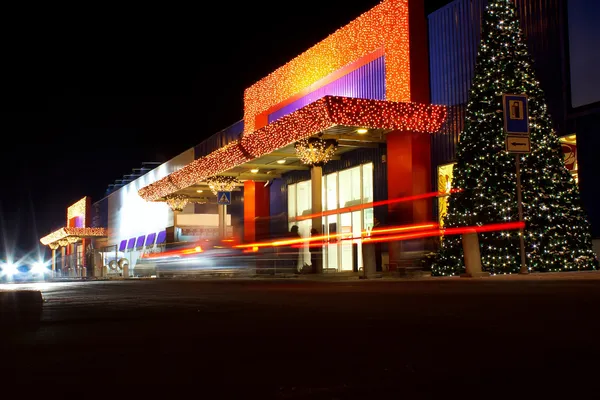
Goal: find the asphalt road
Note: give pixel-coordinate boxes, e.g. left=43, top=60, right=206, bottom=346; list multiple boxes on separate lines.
left=2, top=277, right=600, bottom=398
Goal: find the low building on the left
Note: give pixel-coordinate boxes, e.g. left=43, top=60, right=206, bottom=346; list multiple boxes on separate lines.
left=39, top=196, right=108, bottom=277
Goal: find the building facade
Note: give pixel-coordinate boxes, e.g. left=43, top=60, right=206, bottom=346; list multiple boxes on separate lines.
left=40, top=0, right=599, bottom=275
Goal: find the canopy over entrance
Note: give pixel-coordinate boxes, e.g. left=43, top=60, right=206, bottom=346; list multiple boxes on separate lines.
left=139, top=96, right=446, bottom=202
left=40, top=227, right=108, bottom=249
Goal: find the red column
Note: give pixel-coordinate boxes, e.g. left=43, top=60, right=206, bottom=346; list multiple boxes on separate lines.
left=244, top=181, right=270, bottom=242
left=386, top=130, right=432, bottom=268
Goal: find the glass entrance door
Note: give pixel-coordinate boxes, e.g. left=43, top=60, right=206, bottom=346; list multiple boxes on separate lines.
left=288, top=162, right=374, bottom=273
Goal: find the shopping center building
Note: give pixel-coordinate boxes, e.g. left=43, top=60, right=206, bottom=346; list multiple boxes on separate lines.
left=40, top=0, right=599, bottom=275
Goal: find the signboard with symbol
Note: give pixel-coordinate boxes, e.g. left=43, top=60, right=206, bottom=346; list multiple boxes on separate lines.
left=502, top=94, right=529, bottom=136
left=505, top=135, right=531, bottom=154
left=217, top=191, right=231, bottom=205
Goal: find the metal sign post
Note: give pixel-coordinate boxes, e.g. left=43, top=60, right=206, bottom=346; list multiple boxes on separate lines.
left=503, top=94, right=530, bottom=274
left=217, top=191, right=232, bottom=239
left=514, top=154, right=528, bottom=274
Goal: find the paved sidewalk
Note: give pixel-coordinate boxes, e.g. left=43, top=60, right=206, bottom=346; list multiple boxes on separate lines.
left=37, top=269, right=600, bottom=283
left=278, top=269, right=600, bottom=282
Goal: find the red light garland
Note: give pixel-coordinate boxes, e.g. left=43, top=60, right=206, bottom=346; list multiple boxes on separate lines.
left=243, top=0, right=411, bottom=133
left=138, top=96, right=446, bottom=201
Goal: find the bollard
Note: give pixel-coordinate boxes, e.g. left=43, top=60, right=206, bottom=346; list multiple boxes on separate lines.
left=361, top=241, right=377, bottom=279
left=123, top=264, right=129, bottom=279
left=460, top=230, right=490, bottom=278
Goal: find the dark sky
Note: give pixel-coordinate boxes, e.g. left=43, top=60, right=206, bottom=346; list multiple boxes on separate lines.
left=0, top=0, right=452, bottom=260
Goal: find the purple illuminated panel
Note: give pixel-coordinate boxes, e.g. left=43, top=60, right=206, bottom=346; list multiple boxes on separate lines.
left=268, top=56, right=385, bottom=124
left=74, top=216, right=84, bottom=228
left=145, top=232, right=156, bottom=246
left=126, top=238, right=136, bottom=250
left=118, top=240, right=127, bottom=252
left=156, top=230, right=167, bottom=244
left=135, top=235, right=145, bottom=248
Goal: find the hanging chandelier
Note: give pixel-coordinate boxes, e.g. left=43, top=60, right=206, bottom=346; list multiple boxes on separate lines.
left=295, top=137, right=338, bottom=166
left=67, top=236, right=79, bottom=244
left=164, top=194, right=190, bottom=212
left=57, top=239, right=69, bottom=247
left=205, top=176, right=240, bottom=195
left=48, top=242, right=59, bottom=250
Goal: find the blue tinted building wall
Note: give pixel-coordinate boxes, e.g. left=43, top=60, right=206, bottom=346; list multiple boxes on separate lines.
left=429, top=0, right=568, bottom=167
left=194, top=120, right=244, bottom=160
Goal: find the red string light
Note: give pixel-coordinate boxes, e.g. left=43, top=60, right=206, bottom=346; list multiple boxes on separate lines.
left=243, top=0, right=411, bottom=133
left=138, top=96, right=446, bottom=201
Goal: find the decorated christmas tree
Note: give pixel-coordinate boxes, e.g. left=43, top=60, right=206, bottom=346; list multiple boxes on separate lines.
left=432, top=0, right=598, bottom=275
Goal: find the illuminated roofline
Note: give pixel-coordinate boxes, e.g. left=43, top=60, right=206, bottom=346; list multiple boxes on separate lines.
left=243, top=0, right=411, bottom=133
left=138, top=96, right=446, bottom=201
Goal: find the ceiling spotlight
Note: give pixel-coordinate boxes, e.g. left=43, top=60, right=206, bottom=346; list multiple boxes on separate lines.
left=276, top=159, right=286, bottom=164
left=357, top=128, right=368, bottom=134
left=196, top=189, right=203, bottom=193
left=250, top=169, right=259, bottom=173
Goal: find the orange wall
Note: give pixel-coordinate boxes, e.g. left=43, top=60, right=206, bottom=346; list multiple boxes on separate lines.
left=243, top=181, right=270, bottom=242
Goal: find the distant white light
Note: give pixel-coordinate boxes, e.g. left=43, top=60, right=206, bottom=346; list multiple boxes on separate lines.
left=31, top=261, right=48, bottom=275
left=2, top=262, right=18, bottom=276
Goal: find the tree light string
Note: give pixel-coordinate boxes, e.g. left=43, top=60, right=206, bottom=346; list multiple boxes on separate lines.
left=295, top=138, right=339, bottom=166
left=431, top=0, right=598, bottom=275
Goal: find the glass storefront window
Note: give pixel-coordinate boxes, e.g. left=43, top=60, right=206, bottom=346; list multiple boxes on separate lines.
left=559, top=134, right=578, bottom=184
left=339, top=166, right=361, bottom=208
left=325, top=214, right=338, bottom=271
left=340, top=212, right=353, bottom=271
left=286, top=162, right=374, bottom=273
left=296, top=180, right=312, bottom=217
left=364, top=207, right=374, bottom=233
left=288, top=184, right=296, bottom=221
left=326, top=173, right=337, bottom=211
left=362, top=163, right=373, bottom=204
left=437, top=163, right=455, bottom=228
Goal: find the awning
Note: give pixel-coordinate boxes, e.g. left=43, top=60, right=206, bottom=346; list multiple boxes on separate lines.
left=145, top=232, right=157, bottom=246
left=135, top=235, right=146, bottom=248
left=138, top=95, right=446, bottom=201
left=156, top=230, right=167, bottom=245
left=40, top=227, right=108, bottom=246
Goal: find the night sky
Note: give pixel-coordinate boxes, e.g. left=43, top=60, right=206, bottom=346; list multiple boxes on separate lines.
left=0, top=0, right=453, bottom=261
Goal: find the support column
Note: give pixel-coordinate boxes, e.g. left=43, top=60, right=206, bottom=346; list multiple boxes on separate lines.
left=386, top=130, right=432, bottom=269
left=310, top=166, right=323, bottom=274
left=51, top=248, right=56, bottom=277
left=243, top=180, right=270, bottom=242
left=60, top=246, right=66, bottom=274
left=173, top=210, right=181, bottom=241
left=81, top=238, right=86, bottom=271
left=310, top=166, right=323, bottom=234
left=218, top=205, right=227, bottom=239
